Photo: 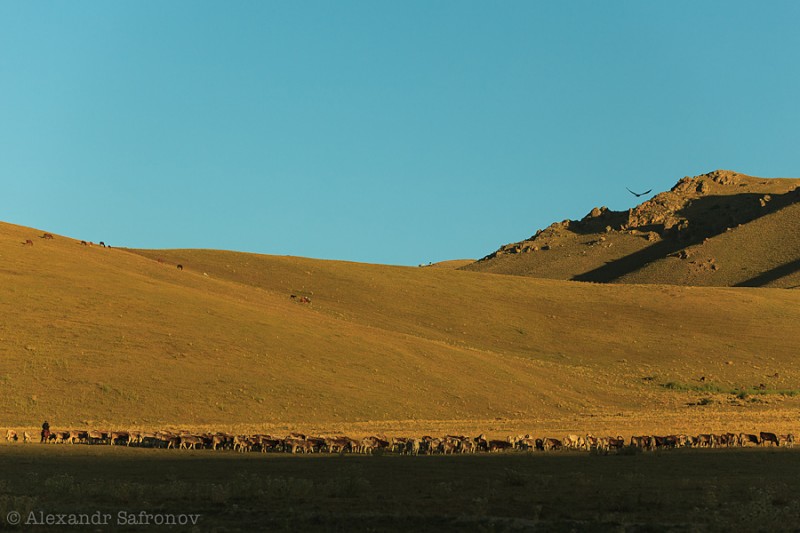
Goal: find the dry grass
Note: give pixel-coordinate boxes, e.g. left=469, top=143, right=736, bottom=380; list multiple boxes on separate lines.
left=1, top=218, right=799, bottom=437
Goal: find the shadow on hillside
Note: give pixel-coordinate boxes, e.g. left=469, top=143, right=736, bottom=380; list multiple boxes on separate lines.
left=571, top=240, right=689, bottom=283
left=733, top=259, right=800, bottom=288
left=572, top=190, right=800, bottom=283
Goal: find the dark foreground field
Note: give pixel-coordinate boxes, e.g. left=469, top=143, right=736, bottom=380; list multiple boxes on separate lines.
left=1, top=446, right=799, bottom=532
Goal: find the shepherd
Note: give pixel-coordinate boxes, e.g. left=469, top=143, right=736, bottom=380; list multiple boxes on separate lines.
left=41, top=420, right=50, bottom=443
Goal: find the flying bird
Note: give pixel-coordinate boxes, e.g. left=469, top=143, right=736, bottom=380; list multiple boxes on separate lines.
left=626, top=187, right=652, bottom=198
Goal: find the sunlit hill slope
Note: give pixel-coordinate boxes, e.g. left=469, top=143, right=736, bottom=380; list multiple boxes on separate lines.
left=1, top=213, right=799, bottom=435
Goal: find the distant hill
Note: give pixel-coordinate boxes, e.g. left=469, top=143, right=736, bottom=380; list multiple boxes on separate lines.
left=462, top=170, right=800, bottom=288
left=420, top=259, right=475, bottom=269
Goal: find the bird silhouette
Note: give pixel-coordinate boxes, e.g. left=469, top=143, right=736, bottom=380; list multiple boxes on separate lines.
left=626, top=187, right=652, bottom=198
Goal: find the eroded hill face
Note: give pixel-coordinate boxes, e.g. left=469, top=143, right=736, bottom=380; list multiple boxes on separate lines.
left=463, top=170, right=800, bottom=288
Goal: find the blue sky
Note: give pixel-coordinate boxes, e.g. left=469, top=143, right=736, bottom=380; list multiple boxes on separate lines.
left=1, top=2, right=798, bottom=265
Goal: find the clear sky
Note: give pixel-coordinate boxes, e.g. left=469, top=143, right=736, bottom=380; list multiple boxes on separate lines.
left=2, top=2, right=798, bottom=265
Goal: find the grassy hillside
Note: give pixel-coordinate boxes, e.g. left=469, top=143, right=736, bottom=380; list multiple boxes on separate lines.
left=620, top=200, right=800, bottom=287
left=464, top=170, right=800, bottom=288
left=2, top=220, right=799, bottom=436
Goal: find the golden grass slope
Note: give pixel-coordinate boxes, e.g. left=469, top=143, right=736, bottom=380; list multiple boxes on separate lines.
left=463, top=170, right=800, bottom=288
left=2, top=220, right=799, bottom=436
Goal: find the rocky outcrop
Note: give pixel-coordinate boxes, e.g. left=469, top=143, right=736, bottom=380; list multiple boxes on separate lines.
left=473, top=170, right=798, bottom=263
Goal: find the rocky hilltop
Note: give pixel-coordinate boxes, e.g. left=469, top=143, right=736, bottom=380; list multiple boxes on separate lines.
left=463, top=170, right=800, bottom=288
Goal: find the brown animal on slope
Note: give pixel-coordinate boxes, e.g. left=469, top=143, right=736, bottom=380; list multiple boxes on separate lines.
left=473, top=434, right=488, bottom=452
left=760, top=432, right=780, bottom=447
left=439, top=438, right=459, bottom=454
left=390, top=436, right=409, bottom=453
left=110, top=431, right=129, bottom=446
left=460, top=438, right=477, bottom=453
left=360, top=435, right=390, bottom=454
left=695, top=434, right=715, bottom=448
left=22, top=239, right=33, bottom=246
left=179, top=435, right=204, bottom=450
left=127, top=431, right=143, bottom=446
left=40, top=233, right=54, bottom=239
left=232, top=435, right=251, bottom=453
left=257, top=435, right=283, bottom=453
left=209, top=434, right=230, bottom=451
left=515, top=437, right=538, bottom=451
left=606, top=436, right=625, bottom=450
left=325, top=437, right=360, bottom=455
left=86, top=430, right=105, bottom=445
left=54, top=431, right=73, bottom=444
left=629, top=435, right=652, bottom=449
left=283, top=437, right=313, bottom=454
left=564, top=434, right=587, bottom=450
left=488, top=440, right=514, bottom=452
left=739, top=433, right=760, bottom=446
left=405, top=438, right=421, bottom=455
left=542, top=438, right=562, bottom=451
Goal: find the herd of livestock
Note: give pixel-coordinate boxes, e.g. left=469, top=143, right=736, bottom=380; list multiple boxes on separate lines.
left=4, top=429, right=795, bottom=454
